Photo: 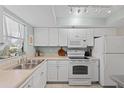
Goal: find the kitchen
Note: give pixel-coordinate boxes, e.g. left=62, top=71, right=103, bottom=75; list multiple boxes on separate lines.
left=0, top=4, right=124, bottom=88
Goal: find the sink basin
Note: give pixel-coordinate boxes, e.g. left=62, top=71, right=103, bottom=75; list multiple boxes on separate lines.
left=26, top=59, right=44, bottom=65
left=12, top=64, right=37, bottom=69
left=0, top=56, right=9, bottom=59
left=6, top=59, right=45, bottom=70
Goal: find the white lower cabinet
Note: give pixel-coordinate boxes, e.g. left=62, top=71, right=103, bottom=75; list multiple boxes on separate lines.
left=41, top=62, right=47, bottom=88
left=58, top=62, right=68, bottom=82
left=21, top=61, right=47, bottom=88
left=23, top=78, right=33, bottom=88
left=47, top=60, right=68, bottom=82
left=47, top=61, right=58, bottom=81
left=32, top=66, right=43, bottom=88
left=32, top=61, right=47, bottom=88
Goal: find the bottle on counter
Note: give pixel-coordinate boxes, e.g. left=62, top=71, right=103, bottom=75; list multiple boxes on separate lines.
left=35, top=49, right=40, bottom=57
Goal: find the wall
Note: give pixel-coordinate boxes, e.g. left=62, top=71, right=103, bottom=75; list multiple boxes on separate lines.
left=0, top=6, right=35, bottom=57
left=24, top=26, right=35, bottom=57
left=116, top=28, right=124, bottom=36
left=34, top=46, right=67, bottom=56
left=4, top=5, right=57, bottom=27
left=0, top=6, right=3, bottom=43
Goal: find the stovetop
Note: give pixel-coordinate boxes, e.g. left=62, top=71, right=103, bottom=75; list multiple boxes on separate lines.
left=68, top=56, right=89, bottom=59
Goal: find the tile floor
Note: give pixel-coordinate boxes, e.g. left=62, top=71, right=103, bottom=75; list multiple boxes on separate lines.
left=45, top=83, right=102, bottom=88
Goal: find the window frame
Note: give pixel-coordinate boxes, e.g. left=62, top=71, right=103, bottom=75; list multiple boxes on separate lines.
left=3, top=13, right=25, bottom=49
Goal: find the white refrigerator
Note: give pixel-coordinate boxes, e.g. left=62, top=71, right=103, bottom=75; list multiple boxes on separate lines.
left=93, top=36, right=124, bottom=87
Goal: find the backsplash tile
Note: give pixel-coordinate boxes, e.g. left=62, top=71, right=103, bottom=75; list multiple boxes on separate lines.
left=34, top=46, right=67, bottom=56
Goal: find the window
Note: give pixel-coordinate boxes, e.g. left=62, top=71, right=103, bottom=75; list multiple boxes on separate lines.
left=3, top=15, right=25, bottom=52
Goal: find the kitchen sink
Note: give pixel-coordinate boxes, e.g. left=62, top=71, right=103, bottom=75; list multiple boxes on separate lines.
left=0, top=56, right=9, bottom=59
left=12, top=64, right=37, bottom=69
left=26, top=59, right=44, bottom=65
left=7, top=59, right=45, bottom=70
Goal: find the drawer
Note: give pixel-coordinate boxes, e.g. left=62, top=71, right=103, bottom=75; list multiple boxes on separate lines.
left=69, top=79, right=91, bottom=85
left=58, top=61, right=68, bottom=66
left=47, top=61, right=57, bottom=66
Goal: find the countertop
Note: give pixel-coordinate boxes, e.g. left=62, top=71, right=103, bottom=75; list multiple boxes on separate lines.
left=0, top=59, right=46, bottom=88
left=111, top=75, right=124, bottom=87
left=0, top=70, right=33, bottom=88
left=30, top=55, right=69, bottom=60
left=30, top=56, right=99, bottom=61
left=0, top=55, right=99, bottom=88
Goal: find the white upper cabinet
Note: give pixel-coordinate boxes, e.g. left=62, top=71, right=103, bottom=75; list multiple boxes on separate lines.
left=48, top=28, right=59, bottom=46
left=81, top=29, right=87, bottom=40
left=34, top=28, right=116, bottom=47
left=94, top=28, right=117, bottom=37
left=34, top=28, right=49, bottom=46
left=86, top=29, right=94, bottom=46
left=58, top=29, right=68, bottom=46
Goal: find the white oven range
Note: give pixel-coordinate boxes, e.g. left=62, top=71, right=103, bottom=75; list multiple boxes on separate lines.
left=68, top=58, right=93, bottom=85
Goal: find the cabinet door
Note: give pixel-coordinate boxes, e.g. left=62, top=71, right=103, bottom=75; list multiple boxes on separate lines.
left=49, top=28, right=58, bottom=46
left=23, top=79, right=33, bottom=88
left=47, top=61, right=58, bottom=81
left=58, top=61, right=68, bottom=82
left=94, top=28, right=116, bottom=37
left=41, top=62, right=47, bottom=88
left=86, top=29, right=94, bottom=46
left=34, top=28, right=48, bottom=46
left=58, top=29, right=68, bottom=46
left=32, top=67, right=42, bottom=88
left=104, top=28, right=116, bottom=36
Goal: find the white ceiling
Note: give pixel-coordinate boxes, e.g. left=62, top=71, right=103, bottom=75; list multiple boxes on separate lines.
left=4, top=5, right=56, bottom=27
left=4, top=5, right=124, bottom=27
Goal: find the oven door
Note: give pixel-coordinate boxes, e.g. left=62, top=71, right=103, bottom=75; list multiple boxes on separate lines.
left=69, top=61, right=92, bottom=79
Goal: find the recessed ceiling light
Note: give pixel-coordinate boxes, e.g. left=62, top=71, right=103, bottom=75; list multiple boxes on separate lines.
left=107, top=10, right=111, bottom=14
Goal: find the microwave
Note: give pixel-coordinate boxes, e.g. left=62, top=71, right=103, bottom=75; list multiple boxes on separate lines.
left=68, top=40, right=87, bottom=48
